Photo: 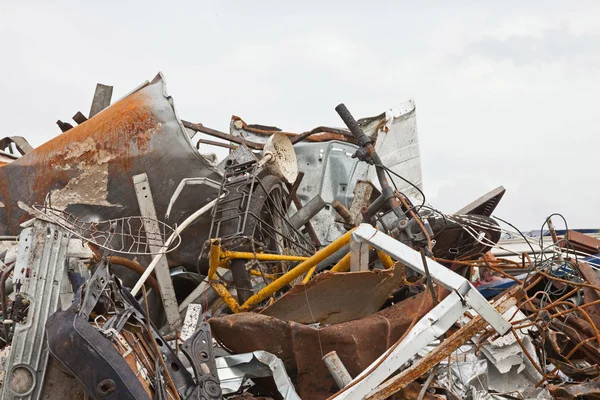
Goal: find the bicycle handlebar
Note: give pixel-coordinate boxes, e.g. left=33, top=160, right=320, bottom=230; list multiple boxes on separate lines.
left=335, top=103, right=372, bottom=147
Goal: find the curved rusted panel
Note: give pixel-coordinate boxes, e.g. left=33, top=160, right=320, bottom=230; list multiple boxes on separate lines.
left=0, top=73, right=221, bottom=272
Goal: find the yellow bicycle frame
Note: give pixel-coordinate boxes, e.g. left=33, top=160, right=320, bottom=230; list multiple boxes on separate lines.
left=208, top=229, right=356, bottom=313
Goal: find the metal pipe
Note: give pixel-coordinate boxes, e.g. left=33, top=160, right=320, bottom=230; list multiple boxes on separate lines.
left=323, top=351, right=353, bottom=389
left=291, top=194, right=322, bottom=247
left=331, top=253, right=351, bottom=272
left=231, top=259, right=254, bottom=304
left=315, top=244, right=350, bottom=273
left=221, top=252, right=309, bottom=262
left=182, top=120, right=264, bottom=150
left=331, top=200, right=354, bottom=225
left=416, top=370, right=436, bottom=400
left=376, top=250, right=395, bottom=269
left=207, top=240, right=221, bottom=280
left=289, top=195, right=326, bottom=230
left=105, top=256, right=160, bottom=294
left=1, top=264, right=15, bottom=341
left=210, top=282, right=241, bottom=313
left=196, top=138, right=237, bottom=150
left=302, top=267, right=316, bottom=283
left=248, top=269, right=277, bottom=280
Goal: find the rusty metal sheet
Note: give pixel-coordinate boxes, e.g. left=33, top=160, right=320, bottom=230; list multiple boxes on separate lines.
left=0, top=73, right=221, bottom=276
left=210, top=290, right=443, bottom=400
left=260, top=268, right=404, bottom=325
left=577, top=262, right=600, bottom=329
left=563, top=230, right=600, bottom=254
left=549, top=381, right=600, bottom=400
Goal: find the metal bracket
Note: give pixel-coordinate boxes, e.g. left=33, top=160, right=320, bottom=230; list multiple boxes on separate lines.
left=133, top=173, right=181, bottom=331
left=79, top=262, right=111, bottom=320
left=349, top=234, right=369, bottom=272
left=182, top=322, right=222, bottom=399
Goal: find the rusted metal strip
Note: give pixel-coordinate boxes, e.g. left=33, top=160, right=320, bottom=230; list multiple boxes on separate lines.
left=563, top=230, right=600, bottom=254
left=182, top=120, right=264, bottom=150
left=133, top=173, right=181, bottom=331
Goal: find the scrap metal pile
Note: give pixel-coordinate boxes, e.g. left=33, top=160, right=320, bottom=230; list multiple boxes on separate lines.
left=0, top=74, right=599, bottom=399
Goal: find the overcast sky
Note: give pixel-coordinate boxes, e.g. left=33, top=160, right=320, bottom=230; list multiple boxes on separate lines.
left=1, top=1, right=599, bottom=230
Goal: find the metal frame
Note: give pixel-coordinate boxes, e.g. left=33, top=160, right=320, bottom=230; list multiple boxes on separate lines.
left=209, top=160, right=260, bottom=240
left=2, top=221, right=71, bottom=400
left=209, top=229, right=355, bottom=313
left=331, top=224, right=511, bottom=399
left=206, top=239, right=309, bottom=282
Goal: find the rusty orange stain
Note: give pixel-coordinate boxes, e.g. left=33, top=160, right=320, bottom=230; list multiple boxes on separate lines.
left=0, top=90, right=161, bottom=233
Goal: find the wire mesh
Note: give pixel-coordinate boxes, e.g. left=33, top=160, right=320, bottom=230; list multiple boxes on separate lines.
left=31, top=205, right=181, bottom=255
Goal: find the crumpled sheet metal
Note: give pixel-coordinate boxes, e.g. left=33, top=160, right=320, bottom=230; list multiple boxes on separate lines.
left=210, top=291, right=439, bottom=400
left=260, top=267, right=404, bottom=325
left=216, top=351, right=300, bottom=399
left=549, top=381, right=600, bottom=400
left=0, top=73, right=221, bottom=272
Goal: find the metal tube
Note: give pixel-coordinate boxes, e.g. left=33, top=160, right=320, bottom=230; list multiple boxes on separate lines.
left=238, top=229, right=355, bottom=312
left=207, top=240, right=221, bottom=280
left=105, top=256, right=161, bottom=294
left=363, top=194, right=387, bottom=223
left=323, top=351, right=353, bottom=389
left=231, top=259, right=254, bottom=304
left=289, top=195, right=326, bottom=230
left=302, top=267, right=316, bottom=283
left=331, top=253, right=351, bottom=272
left=315, top=244, right=350, bottom=273
left=182, top=120, right=264, bottom=150
left=291, top=194, right=322, bottom=247
left=248, top=269, right=276, bottom=280
left=210, top=282, right=242, bottom=313
left=376, top=250, right=395, bottom=269
left=220, top=252, right=309, bottom=262
left=331, top=200, right=354, bottom=225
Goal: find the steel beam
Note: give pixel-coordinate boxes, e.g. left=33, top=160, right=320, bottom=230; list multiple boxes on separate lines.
left=133, top=173, right=181, bottom=331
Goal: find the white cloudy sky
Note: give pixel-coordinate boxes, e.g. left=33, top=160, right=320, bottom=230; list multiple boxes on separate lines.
left=1, top=1, right=599, bottom=230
